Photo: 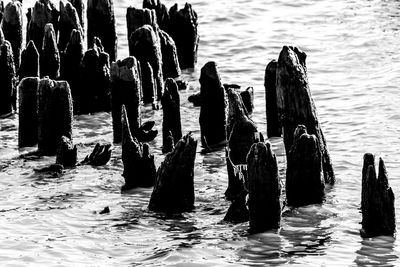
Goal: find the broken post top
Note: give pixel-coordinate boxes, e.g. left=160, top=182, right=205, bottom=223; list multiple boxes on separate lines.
left=65, top=29, right=84, bottom=54
left=60, top=1, right=82, bottom=29
left=2, top=1, right=22, bottom=25
left=111, top=56, right=140, bottom=82
left=200, top=61, right=222, bottom=90
left=126, top=7, right=158, bottom=36
left=30, top=0, right=59, bottom=28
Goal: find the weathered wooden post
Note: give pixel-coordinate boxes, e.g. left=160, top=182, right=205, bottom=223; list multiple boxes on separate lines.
left=121, top=105, right=156, bottom=190
left=60, top=29, right=84, bottom=111
left=58, top=0, right=83, bottom=52
left=79, top=40, right=111, bottom=113
left=149, top=133, right=197, bottom=213
left=1, top=0, right=23, bottom=71
left=129, top=24, right=164, bottom=100
left=56, top=136, right=77, bottom=167
left=0, top=41, right=16, bottom=116
left=26, top=0, right=59, bottom=52
left=161, top=78, right=182, bottom=153
left=247, top=142, right=281, bottom=232
left=87, top=0, right=117, bottom=62
left=286, top=125, right=324, bottom=206
left=168, top=3, right=199, bottom=69
left=240, top=87, right=254, bottom=115
left=361, top=154, right=396, bottom=237
left=38, top=78, right=73, bottom=156
left=225, top=86, right=258, bottom=201
left=143, top=0, right=169, bottom=31
left=264, top=59, right=281, bottom=137
left=140, top=60, right=156, bottom=104
left=276, top=46, right=335, bottom=185
left=159, top=29, right=180, bottom=79
left=199, top=61, right=226, bottom=150
left=41, top=23, right=60, bottom=79
left=68, top=0, right=85, bottom=34
left=126, top=7, right=157, bottom=43
left=18, top=77, right=40, bottom=147
left=19, top=40, right=40, bottom=79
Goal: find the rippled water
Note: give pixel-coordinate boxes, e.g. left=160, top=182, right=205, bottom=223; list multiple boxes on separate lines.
left=1, top=0, right=400, bottom=265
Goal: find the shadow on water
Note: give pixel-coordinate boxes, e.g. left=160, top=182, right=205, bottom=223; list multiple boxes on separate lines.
left=354, top=236, right=398, bottom=266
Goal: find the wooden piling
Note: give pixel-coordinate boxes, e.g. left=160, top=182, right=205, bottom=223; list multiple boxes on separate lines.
left=1, top=0, right=23, bottom=71
left=18, top=77, right=40, bottom=147
left=199, top=61, right=226, bottom=149
left=286, top=125, right=324, bottom=207
left=161, top=78, right=182, bottom=153
left=87, top=0, right=117, bottom=62
left=0, top=40, right=16, bottom=116
left=276, top=46, right=335, bottom=185
left=38, top=78, right=73, bottom=156
left=168, top=3, right=199, bottom=69
left=40, top=23, right=60, bottom=79
left=143, top=0, right=169, bottom=31
left=240, top=87, right=254, bottom=115
left=159, top=29, right=180, bottom=79
left=223, top=194, right=249, bottom=223
left=129, top=24, right=164, bottom=100
left=56, top=136, right=77, bottom=167
left=264, top=59, right=281, bottom=138
left=121, top=105, right=156, bottom=190
left=361, top=154, right=396, bottom=237
left=126, top=7, right=157, bottom=44
left=58, top=0, right=83, bottom=52
left=140, top=60, right=156, bottom=104
left=68, top=0, right=85, bottom=33
left=149, top=132, right=197, bottom=213
left=19, top=40, right=40, bottom=79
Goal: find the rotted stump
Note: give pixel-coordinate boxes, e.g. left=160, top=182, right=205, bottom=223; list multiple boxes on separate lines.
left=247, top=142, right=281, bottom=232
left=361, top=154, right=396, bottom=237
left=1, top=0, right=23, bottom=71
left=87, top=0, right=117, bottom=62
left=286, top=125, right=324, bottom=207
left=276, top=46, right=334, bottom=185
left=159, top=29, right=180, bottom=79
left=0, top=41, right=16, bottom=116
left=129, top=24, right=164, bottom=100
left=121, top=105, right=156, bottom=190
left=19, top=40, right=40, bottom=79
left=225, top=86, right=258, bottom=201
left=26, top=0, right=59, bottom=52
left=161, top=78, right=182, bottom=153
left=60, top=29, right=84, bottom=111
left=68, top=0, right=85, bottom=32
left=264, top=59, right=281, bottom=138
left=143, top=0, right=169, bottom=31
left=79, top=40, right=111, bottom=114
left=168, top=3, right=199, bottom=69
left=199, top=61, right=226, bottom=150
left=18, top=77, right=40, bottom=147
left=140, top=60, right=156, bottom=104
left=149, top=133, right=197, bottom=213
left=56, top=136, right=77, bottom=167
left=40, top=23, right=60, bottom=79
left=126, top=7, right=157, bottom=44
left=58, top=0, right=83, bottom=52
left=38, top=78, right=73, bottom=156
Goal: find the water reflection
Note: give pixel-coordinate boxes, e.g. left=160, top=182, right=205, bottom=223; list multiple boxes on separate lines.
left=354, top=236, right=398, bottom=266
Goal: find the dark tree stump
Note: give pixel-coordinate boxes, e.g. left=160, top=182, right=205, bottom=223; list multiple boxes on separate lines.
left=58, top=1, right=83, bottom=52
left=161, top=78, right=182, bottom=153
left=111, top=57, right=141, bottom=143
left=81, top=143, right=112, bottom=166
left=79, top=41, right=111, bottom=114
left=126, top=7, right=157, bottom=44
left=0, top=40, right=16, bottom=116
left=149, top=132, right=197, bottom=213
left=38, top=78, right=73, bottom=156
left=168, top=3, right=199, bottom=69
left=223, top=194, right=249, bottom=223
left=240, top=87, right=254, bottom=115
left=40, top=23, right=60, bottom=79
left=225, top=86, right=258, bottom=201
left=159, top=29, right=180, bottom=79
left=199, top=61, right=226, bottom=149
left=87, top=0, right=117, bottom=62
left=129, top=24, right=164, bottom=100
left=286, top=125, right=324, bottom=207
left=361, top=154, right=396, bottom=237
left=143, top=0, right=169, bottom=31
left=140, top=60, right=156, bottom=104
left=68, top=0, right=85, bottom=34
left=264, top=59, right=281, bottom=138
left=19, top=40, right=40, bottom=79
left=1, top=1, right=23, bottom=71
left=60, top=29, right=84, bottom=112
left=56, top=136, right=77, bottom=167
left=26, top=0, right=59, bottom=53
left=121, top=105, right=156, bottom=190
left=247, top=142, right=281, bottom=233
left=18, top=77, right=40, bottom=147
left=276, top=46, right=334, bottom=185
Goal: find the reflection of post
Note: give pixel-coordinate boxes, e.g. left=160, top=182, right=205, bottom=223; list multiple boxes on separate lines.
left=354, top=236, right=397, bottom=266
